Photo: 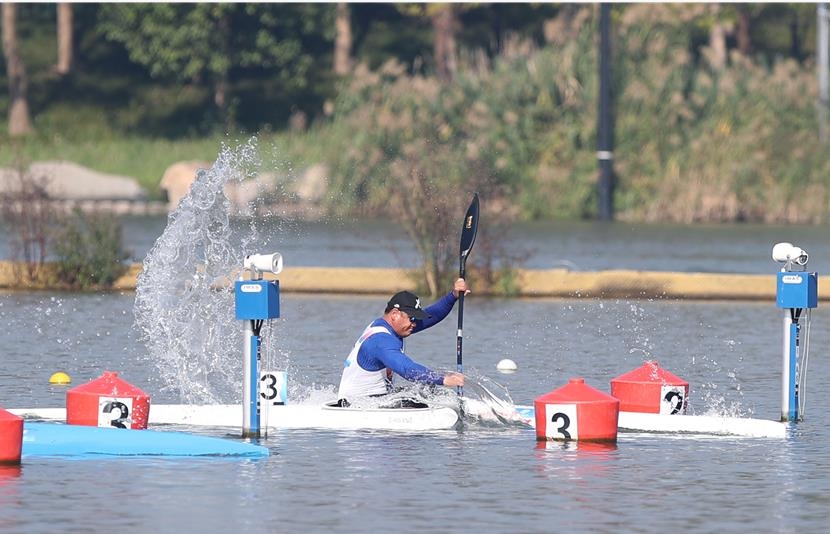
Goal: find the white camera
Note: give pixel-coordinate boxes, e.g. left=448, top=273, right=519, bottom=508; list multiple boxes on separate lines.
left=772, top=242, right=808, bottom=266
left=244, top=253, right=283, bottom=274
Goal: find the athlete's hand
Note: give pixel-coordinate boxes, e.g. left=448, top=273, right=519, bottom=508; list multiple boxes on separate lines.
left=452, top=278, right=470, bottom=298
left=443, top=372, right=465, bottom=388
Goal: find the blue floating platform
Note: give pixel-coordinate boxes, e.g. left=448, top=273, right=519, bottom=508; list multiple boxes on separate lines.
left=22, top=422, right=269, bottom=459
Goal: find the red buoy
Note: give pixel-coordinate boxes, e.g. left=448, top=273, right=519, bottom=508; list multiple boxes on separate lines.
left=610, top=360, right=689, bottom=414
left=534, top=378, right=619, bottom=442
left=66, top=371, right=151, bottom=429
left=0, top=408, right=23, bottom=464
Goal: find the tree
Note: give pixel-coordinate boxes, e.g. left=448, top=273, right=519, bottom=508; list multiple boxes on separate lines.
left=397, top=3, right=460, bottom=82
left=735, top=5, right=752, bottom=56
left=56, top=3, right=73, bottom=75
left=431, top=4, right=458, bottom=82
left=97, top=4, right=335, bottom=127
left=334, top=2, right=352, bottom=75
left=2, top=3, right=34, bottom=136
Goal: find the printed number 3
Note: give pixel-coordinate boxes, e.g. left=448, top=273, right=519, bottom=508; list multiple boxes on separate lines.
left=551, top=412, right=572, bottom=439
left=260, top=373, right=278, bottom=400
left=102, top=401, right=130, bottom=428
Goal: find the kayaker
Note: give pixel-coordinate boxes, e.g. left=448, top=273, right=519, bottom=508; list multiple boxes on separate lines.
left=336, top=278, right=468, bottom=408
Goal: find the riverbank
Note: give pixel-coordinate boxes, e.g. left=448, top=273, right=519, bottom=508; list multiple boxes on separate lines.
left=0, top=261, right=815, bottom=301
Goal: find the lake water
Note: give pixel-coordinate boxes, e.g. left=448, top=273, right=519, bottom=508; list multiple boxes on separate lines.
left=1, top=289, right=829, bottom=532
left=1, top=141, right=829, bottom=532
left=4, top=212, right=830, bottom=275
left=113, top=213, right=830, bottom=275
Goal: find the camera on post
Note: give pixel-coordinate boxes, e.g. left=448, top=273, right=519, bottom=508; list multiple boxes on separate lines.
left=771, top=242, right=808, bottom=268
left=244, top=253, right=283, bottom=275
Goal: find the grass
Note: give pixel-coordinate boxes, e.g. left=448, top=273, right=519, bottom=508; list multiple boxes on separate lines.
left=0, top=128, right=324, bottom=199
left=1, top=136, right=229, bottom=197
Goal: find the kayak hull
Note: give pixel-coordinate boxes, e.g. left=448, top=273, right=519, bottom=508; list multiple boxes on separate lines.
left=11, top=403, right=461, bottom=432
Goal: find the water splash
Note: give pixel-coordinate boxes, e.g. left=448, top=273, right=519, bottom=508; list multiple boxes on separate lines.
left=133, top=138, right=273, bottom=404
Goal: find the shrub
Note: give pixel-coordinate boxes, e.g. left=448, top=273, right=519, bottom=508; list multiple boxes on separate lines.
left=52, top=209, right=131, bottom=290
left=0, top=161, right=55, bottom=283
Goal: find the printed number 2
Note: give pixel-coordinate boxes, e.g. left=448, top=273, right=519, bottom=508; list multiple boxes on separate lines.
left=102, top=401, right=130, bottom=428
left=664, top=391, right=684, bottom=415
left=550, top=412, right=572, bottom=439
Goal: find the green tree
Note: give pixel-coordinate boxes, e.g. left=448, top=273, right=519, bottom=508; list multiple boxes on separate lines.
left=2, top=3, right=34, bottom=136
left=97, top=3, right=335, bottom=129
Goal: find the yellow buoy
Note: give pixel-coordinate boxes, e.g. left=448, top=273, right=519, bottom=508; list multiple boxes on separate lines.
left=49, top=372, right=71, bottom=385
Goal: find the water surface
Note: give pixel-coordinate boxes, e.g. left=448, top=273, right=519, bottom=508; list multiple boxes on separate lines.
left=1, top=291, right=828, bottom=533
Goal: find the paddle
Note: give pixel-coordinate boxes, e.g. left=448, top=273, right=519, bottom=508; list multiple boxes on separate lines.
left=456, top=193, right=480, bottom=396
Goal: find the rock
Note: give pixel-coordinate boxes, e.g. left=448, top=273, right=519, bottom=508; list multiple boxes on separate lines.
left=224, top=171, right=278, bottom=215
left=159, top=160, right=212, bottom=210
left=0, top=160, right=146, bottom=200
left=295, top=164, right=328, bottom=204
left=160, top=160, right=329, bottom=215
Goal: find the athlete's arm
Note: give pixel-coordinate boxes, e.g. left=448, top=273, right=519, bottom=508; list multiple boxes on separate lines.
left=359, top=335, right=444, bottom=385
left=413, top=292, right=457, bottom=332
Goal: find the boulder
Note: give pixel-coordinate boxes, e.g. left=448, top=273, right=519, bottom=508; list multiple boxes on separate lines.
left=295, top=163, right=328, bottom=204
left=224, top=172, right=278, bottom=215
left=159, top=160, right=212, bottom=210
left=0, top=161, right=145, bottom=200
left=159, top=160, right=329, bottom=215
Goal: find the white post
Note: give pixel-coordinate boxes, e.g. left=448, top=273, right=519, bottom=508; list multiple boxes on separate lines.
left=780, top=312, right=795, bottom=422
left=242, top=320, right=259, bottom=437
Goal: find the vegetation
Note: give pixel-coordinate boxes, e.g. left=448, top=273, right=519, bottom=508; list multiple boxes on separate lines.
left=0, top=160, right=54, bottom=282
left=2, top=4, right=826, bottom=221
left=0, top=165, right=129, bottom=290
left=52, top=208, right=130, bottom=290
left=2, top=4, right=829, bottom=292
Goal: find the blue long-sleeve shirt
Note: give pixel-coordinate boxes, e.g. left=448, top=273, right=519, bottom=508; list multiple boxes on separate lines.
left=356, top=291, right=458, bottom=386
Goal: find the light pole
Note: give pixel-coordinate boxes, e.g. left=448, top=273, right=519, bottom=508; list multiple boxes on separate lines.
left=819, top=4, right=829, bottom=142
left=597, top=3, right=615, bottom=221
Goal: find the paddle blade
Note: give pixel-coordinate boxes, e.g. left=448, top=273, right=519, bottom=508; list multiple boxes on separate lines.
left=460, top=193, right=480, bottom=260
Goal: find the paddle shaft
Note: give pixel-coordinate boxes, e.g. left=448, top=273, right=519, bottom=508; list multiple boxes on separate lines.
left=456, top=257, right=467, bottom=372
left=456, top=257, right=466, bottom=395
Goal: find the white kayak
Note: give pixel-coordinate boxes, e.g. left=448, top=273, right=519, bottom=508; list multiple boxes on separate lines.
left=10, top=403, right=461, bottom=432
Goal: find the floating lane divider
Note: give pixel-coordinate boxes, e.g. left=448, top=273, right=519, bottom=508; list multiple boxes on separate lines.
left=0, top=408, right=24, bottom=464
left=515, top=359, right=789, bottom=439
left=67, top=371, right=150, bottom=429
left=534, top=378, right=620, bottom=442
left=12, top=371, right=269, bottom=459
left=514, top=405, right=788, bottom=439
left=22, top=422, right=269, bottom=459
left=610, top=361, right=689, bottom=415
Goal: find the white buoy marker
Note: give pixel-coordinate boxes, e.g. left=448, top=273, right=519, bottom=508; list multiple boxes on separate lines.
left=496, top=359, right=518, bottom=373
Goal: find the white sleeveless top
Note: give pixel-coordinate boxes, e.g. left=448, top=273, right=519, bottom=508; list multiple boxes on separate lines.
left=337, top=324, right=393, bottom=399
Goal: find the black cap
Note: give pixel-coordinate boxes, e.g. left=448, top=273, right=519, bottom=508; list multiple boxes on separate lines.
left=386, top=291, right=430, bottom=320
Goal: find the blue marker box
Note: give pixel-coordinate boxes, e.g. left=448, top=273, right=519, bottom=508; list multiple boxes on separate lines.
left=776, top=272, right=818, bottom=309
left=235, top=280, right=280, bottom=319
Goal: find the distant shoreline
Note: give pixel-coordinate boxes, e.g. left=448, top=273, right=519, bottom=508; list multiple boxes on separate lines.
left=0, top=262, right=815, bottom=302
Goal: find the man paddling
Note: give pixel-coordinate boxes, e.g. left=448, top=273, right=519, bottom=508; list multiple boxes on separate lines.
left=336, top=279, right=468, bottom=408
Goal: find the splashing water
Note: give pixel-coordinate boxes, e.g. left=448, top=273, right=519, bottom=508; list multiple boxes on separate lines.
left=442, top=374, right=531, bottom=427
left=131, top=142, right=525, bottom=428
left=134, top=138, right=274, bottom=404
